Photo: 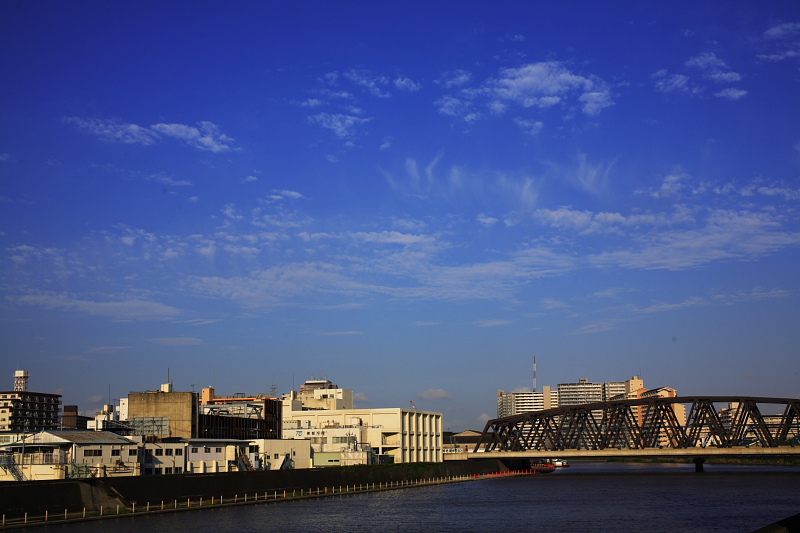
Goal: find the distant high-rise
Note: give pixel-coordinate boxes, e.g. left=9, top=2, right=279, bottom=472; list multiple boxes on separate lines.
left=557, top=378, right=604, bottom=406
left=497, top=386, right=559, bottom=417
left=0, top=370, right=61, bottom=432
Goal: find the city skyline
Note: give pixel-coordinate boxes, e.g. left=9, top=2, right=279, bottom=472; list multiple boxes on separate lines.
left=2, top=2, right=799, bottom=431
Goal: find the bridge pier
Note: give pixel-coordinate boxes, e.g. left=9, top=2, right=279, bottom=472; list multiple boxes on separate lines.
left=693, top=457, right=705, bottom=473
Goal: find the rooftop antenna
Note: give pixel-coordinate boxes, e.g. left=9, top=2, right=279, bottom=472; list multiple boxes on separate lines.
left=533, top=356, right=537, bottom=393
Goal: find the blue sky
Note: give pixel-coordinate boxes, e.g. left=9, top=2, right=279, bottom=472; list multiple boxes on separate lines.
left=2, top=1, right=799, bottom=430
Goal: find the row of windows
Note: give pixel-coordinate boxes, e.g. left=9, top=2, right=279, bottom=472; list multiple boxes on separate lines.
left=144, top=467, right=184, bottom=475
left=190, top=447, right=222, bottom=453
left=145, top=448, right=183, bottom=456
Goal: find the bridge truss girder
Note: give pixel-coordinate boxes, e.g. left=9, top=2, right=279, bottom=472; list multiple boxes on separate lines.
left=476, top=396, right=800, bottom=453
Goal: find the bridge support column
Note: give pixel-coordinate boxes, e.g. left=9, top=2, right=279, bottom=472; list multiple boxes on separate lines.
left=693, top=457, right=705, bottom=473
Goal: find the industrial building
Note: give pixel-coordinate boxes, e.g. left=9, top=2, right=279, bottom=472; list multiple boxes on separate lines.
left=118, top=383, right=282, bottom=440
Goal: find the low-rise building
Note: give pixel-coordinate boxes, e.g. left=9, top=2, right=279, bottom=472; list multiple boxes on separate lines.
left=283, top=408, right=442, bottom=464
left=248, top=438, right=312, bottom=470
left=184, top=438, right=251, bottom=473
left=134, top=437, right=187, bottom=475
left=0, top=430, right=139, bottom=481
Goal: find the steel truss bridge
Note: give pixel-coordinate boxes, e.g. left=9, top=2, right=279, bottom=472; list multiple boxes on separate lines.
left=466, top=397, right=800, bottom=459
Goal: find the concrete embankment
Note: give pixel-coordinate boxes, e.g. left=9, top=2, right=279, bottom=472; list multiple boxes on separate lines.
left=0, top=458, right=532, bottom=522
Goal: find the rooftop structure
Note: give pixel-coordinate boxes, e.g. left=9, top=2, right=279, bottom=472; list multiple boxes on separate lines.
left=14, top=370, right=28, bottom=392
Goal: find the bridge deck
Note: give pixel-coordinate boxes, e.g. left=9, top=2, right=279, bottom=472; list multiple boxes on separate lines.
left=444, top=446, right=800, bottom=461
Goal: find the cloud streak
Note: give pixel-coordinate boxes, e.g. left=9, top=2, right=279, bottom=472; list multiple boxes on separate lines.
left=65, top=118, right=235, bottom=152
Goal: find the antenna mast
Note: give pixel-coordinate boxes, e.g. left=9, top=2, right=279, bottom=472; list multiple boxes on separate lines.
left=533, top=356, right=537, bottom=393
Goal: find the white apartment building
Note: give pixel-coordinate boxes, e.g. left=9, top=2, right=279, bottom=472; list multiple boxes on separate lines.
left=557, top=378, right=604, bottom=406
left=497, top=386, right=559, bottom=417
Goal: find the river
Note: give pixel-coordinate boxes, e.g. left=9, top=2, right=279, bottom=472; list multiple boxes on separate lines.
left=41, top=463, right=800, bottom=533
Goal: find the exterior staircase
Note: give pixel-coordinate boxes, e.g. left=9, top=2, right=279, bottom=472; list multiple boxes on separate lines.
left=0, top=452, right=27, bottom=481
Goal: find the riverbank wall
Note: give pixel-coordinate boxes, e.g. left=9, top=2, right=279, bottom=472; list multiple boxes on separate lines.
left=0, top=458, right=531, bottom=520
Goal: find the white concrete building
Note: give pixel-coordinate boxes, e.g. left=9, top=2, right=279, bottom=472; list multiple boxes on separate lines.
left=248, top=438, right=312, bottom=470
left=283, top=408, right=442, bottom=463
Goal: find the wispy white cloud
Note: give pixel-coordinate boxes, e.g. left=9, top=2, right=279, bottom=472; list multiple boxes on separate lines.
left=714, top=88, right=748, bottom=100
left=64, top=117, right=159, bottom=145
left=87, top=346, right=133, bottom=354
left=763, top=22, right=800, bottom=39
left=353, top=392, right=370, bottom=403
left=437, top=61, right=613, bottom=124
left=65, top=117, right=235, bottom=152
left=487, top=61, right=613, bottom=116
left=757, top=22, right=800, bottom=61
left=150, top=121, right=235, bottom=152
left=651, top=70, right=698, bottom=94
left=417, top=388, right=452, bottom=400
left=308, top=112, right=372, bottom=138
left=343, top=68, right=392, bottom=98
left=540, top=298, right=568, bottom=310
left=588, top=209, right=800, bottom=270
left=394, top=77, right=421, bottom=92
left=498, top=34, right=526, bottom=43
left=436, top=69, right=472, bottom=89
left=477, top=213, right=498, bottom=227
left=636, top=296, right=706, bottom=314
left=654, top=52, right=745, bottom=99
left=712, top=287, right=791, bottom=305
left=575, top=318, right=627, bottom=334
left=146, top=173, right=193, bottom=187
left=11, top=291, right=180, bottom=320
left=474, top=319, right=512, bottom=327
left=151, top=337, right=204, bottom=346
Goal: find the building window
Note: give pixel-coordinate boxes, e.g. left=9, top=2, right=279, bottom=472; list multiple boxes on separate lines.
left=274, top=453, right=279, bottom=459
left=111, top=449, right=121, bottom=456
left=191, top=447, right=198, bottom=453
left=175, top=467, right=183, bottom=474
left=165, top=449, right=173, bottom=456
left=204, top=447, right=211, bottom=453
left=83, top=449, right=102, bottom=457
left=129, top=449, right=138, bottom=456
left=164, top=467, right=173, bottom=474
left=175, top=449, right=183, bottom=456
left=215, top=447, right=222, bottom=453
left=155, top=448, right=163, bottom=456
